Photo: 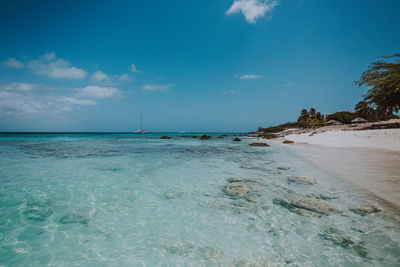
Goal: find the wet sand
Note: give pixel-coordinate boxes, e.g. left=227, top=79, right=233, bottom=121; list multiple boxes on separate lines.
left=286, top=143, right=400, bottom=208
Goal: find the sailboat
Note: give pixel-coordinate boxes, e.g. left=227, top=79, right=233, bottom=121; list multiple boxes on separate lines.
left=136, top=113, right=148, bottom=134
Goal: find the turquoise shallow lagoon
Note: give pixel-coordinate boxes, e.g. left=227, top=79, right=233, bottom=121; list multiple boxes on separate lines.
left=0, top=133, right=399, bottom=266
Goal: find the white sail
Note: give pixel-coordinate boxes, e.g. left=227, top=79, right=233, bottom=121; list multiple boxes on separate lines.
left=136, top=113, right=148, bottom=134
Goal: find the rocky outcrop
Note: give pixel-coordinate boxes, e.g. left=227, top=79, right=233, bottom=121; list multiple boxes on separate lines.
left=160, top=136, right=172, bottom=139
left=283, top=140, right=294, bottom=144
left=349, top=205, right=381, bottom=216
left=200, top=135, right=211, bottom=140
left=287, top=176, right=317, bottom=185
left=249, top=142, right=269, bottom=147
left=273, top=195, right=341, bottom=217
left=233, top=138, right=241, bottom=142
left=223, top=178, right=260, bottom=202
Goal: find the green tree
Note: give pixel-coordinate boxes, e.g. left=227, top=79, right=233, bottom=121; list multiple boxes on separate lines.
left=309, top=108, right=316, bottom=119
left=356, top=53, right=400, bottom=119
left=355, top=101, right=376, bottom=120
left=297, top=109, right=309, bottom=127
left=297, top=108, right=325, bottom=128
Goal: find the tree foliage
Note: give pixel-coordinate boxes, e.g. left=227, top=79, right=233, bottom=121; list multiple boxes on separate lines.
left=297, top=108, right=325, bottom=128
left=326, top=111, right=357, bottom=124
left=355, top=101, right=376, bottom=121
left=356, top=53, right=400, bottom=118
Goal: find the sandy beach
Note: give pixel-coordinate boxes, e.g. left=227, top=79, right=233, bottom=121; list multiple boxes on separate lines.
left=276, top=128, right=400, bottom=207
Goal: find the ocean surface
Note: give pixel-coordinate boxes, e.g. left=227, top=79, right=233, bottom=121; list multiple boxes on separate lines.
left=0, top=133, right=399, bottom=266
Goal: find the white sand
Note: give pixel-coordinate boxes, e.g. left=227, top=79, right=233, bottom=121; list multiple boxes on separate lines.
left=284, top=128, right=400, bottom=151
left=276, top=129, right=400, bottom=207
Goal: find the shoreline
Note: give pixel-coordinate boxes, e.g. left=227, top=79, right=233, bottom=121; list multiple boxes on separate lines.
left=269, top=128, right=400, bottom=208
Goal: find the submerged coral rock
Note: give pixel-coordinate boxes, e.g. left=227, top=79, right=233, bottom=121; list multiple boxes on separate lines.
left=249, top=142, right=269, bottom=147
left=283, top=140, right=294, bottom=144
left=163, top=191, right=185, bottom=200
left=233, top=138, right=241, bottom=142
left=200, top=135, right=211, bottom=140
left=59, top=208, right=95, bottom=225
left=319, top=228, right=368, bottom=258
left=317, top=194, right=339, bottom=200
left=198, top=246, right=222, bottom=263
left=277, top=166, right=290, bottom=170
left=349, top=205, right=381, bottom=216
left=273, top=195, right=341, bottom=217
left=23, top=199, right=53, bottom=222
left=287, top=176, right=317, bottom=185
left=223, top=179, right=260, bottom=201
left=320, top=228, right=354, bottom=248
left=160, top=136, right=172, bottom=139
left=223, top=182, right=251, bottom=198
left=162, top=242, right=194, bottom=256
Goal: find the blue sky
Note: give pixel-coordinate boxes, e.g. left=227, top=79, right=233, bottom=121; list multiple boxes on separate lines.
left=1, top=0, right=399, bottom=132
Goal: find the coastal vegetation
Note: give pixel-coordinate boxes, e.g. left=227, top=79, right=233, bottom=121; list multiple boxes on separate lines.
left=296, top=108, right=325, bottom=128
left=257, top=122, right=298, bottom=133
left=356, top=53, right=400, bottom=119
left=325, top=111, right=357, bottom=124
left=256, top=53, right=400, bottom=133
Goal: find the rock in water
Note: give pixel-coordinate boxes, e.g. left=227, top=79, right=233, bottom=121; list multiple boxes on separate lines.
left=283, top=140, right=294, bottom=144
left=223, top=179, right=260, bottom=202
left=287, top=176, right=317, bottom=185
left=198, top=246, right=222, bottom=263
left=22, top=198, right=53, bottom=222
left=200, top=135, right=211, bottom=140
left=273, top=195, right=341, bottom=217
left=162, top=242, right=194, bottom=256
left=277, top=166, right=290, bottom=170
left=319, top=228, right=368, bottom=258
left=349, top=205, right=381, bottom=216
left=249, top=142, right=269, bottom=147
left=223, top=183, right=251, bottom=198
left=59, top=207, right=95, bottom=225
left=160, top=136, right=172, bottom=139
left=233, top=138, right=241, bottom=142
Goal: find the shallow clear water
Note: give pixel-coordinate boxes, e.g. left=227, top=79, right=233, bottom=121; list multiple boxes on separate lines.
left=0, top=133, right=399, bottom=266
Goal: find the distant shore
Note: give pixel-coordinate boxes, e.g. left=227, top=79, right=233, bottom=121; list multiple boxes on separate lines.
left=267, top=121, right=400, bottom=207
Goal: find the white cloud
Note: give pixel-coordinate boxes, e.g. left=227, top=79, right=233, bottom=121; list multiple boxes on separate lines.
left=0, top=83, right=45, bottom=117
left=226, top=0, right=278, bottom=24
left=283, top=82, right=296, bottom=87
left=0, top=83, right=97, bottom=119
left=0, top=91, right=45, bottom=116
left=56, top=96, right=97, bottom=106
left=77, top=85, right=120, bottom=98
left=92, top=70, right=109, bottom=82
left=2, top=82, right=37, bottom=92
left=222, top=90, right=236, bottom=95
left=142, top=84, right=173, bottom=91
left=4, top=57, right=24, bottom=68
left=239, top=74, right=263, bottom=79
left=130, top=64, right=138, bottom=73
left=118, top=73, right=133, bottom=82
left=28, top=52, right=87, bottom=79
left=63, top=106, right=73, bottom=112
left=41, top=52, right=56, bottom=61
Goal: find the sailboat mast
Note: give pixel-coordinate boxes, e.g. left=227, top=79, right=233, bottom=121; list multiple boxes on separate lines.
left=140, top=113, right=143, bottom=130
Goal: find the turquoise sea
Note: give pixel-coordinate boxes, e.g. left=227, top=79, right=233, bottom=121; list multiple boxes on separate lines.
left=0, top=133, right=399, bottom=266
